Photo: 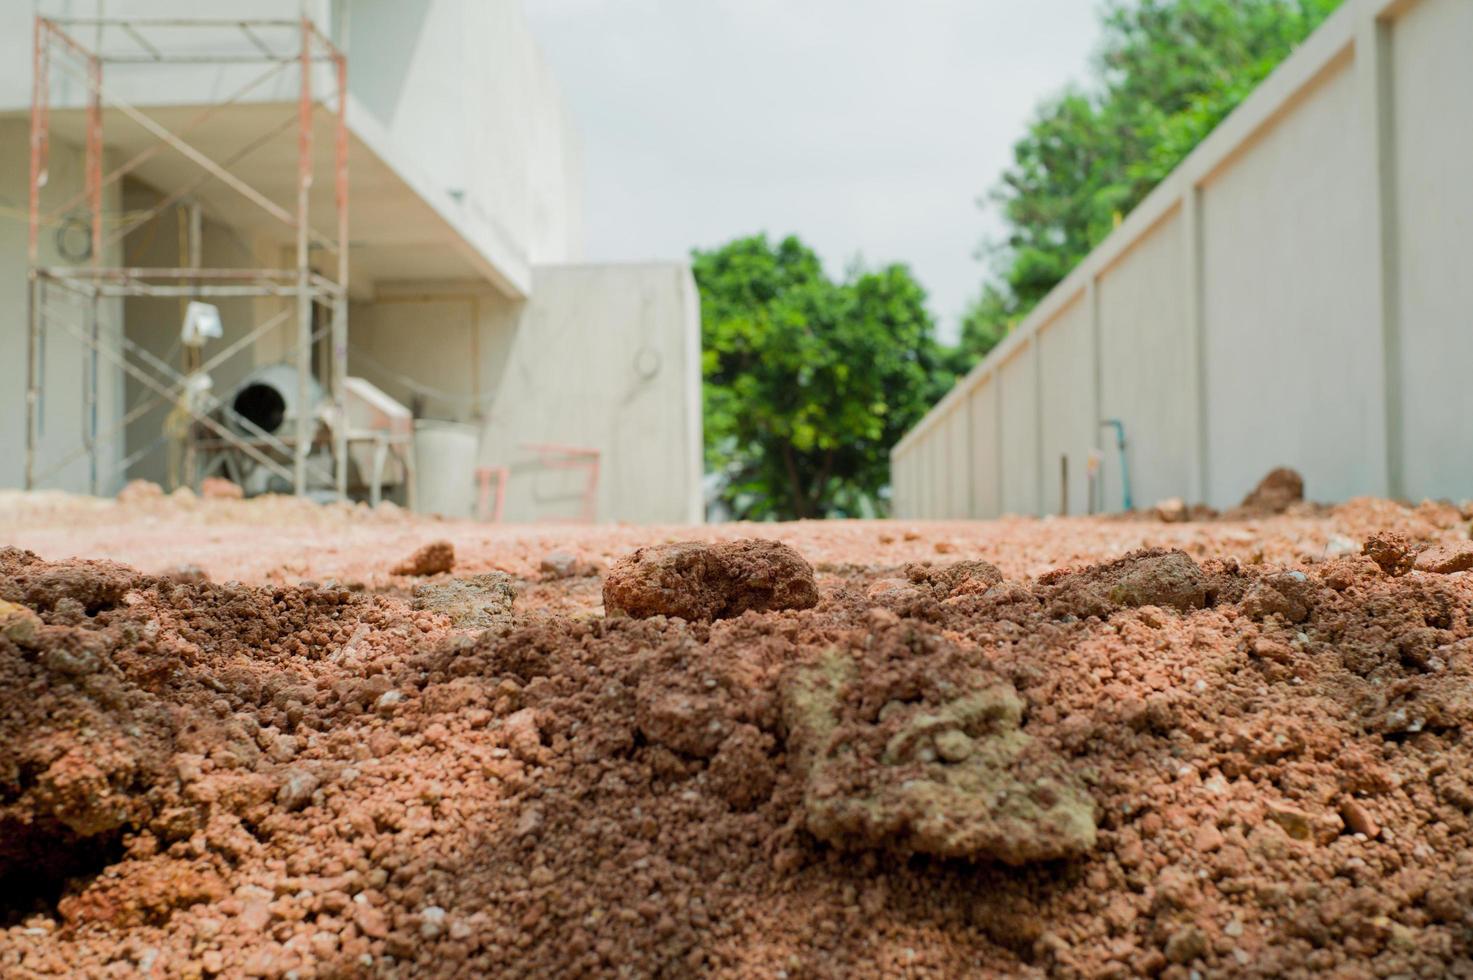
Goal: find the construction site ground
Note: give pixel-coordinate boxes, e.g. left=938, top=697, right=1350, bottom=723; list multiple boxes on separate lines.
left=3, top=487, right=1473, bottom=978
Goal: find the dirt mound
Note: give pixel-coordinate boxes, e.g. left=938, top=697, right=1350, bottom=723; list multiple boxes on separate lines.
left=603, top=538, right=819, bottom=620
left=392, top=540, right=456, bottom=577
left=3, top=519, right=1473, bottom=977
left=0, top=547, right=434, bottom=936
left=1235, top=467, right=1305, bottom=515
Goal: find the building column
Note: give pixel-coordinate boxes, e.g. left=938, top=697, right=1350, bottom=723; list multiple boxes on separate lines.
left=1181, top=186, right=1209, bottom=505
left=1356, top=7, right=1403, bottom=500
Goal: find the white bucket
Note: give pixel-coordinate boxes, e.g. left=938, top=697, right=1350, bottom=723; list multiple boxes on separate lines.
left=412, top=420, right=479, bottom=518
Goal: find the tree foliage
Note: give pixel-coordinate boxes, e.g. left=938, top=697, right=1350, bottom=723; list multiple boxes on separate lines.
left=959, top=0, right=1344, bottom=360
left=695, top=234, right=955, bottom=521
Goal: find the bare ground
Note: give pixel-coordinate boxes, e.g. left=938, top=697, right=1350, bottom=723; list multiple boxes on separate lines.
left=2, top=489, right=1472, bottom=978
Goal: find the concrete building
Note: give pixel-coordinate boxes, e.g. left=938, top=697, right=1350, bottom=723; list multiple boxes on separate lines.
left=0, top=0, right=704, bottom=524
left=892, top=0, right=1472, bottom=518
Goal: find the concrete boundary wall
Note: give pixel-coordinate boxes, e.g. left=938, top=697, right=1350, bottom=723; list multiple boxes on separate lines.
left=892, top=0, right=1473, bottom=518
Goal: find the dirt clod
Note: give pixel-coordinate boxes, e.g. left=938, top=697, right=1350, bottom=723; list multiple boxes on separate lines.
left=412, top=572, right=516, bottom=630
left=1363, top=530, right=1416, bottom=576
left=603, top=538, right=818, bottom=621
left=1236, top=466, right=1305, bottom=515
left=1037, top=548, right=1207, bottom=617
left=392, top=540, right=456, bottom=576
left=782, top=628, right=1096, bottom=864
left=1415, top=540, right=1473, bottom=574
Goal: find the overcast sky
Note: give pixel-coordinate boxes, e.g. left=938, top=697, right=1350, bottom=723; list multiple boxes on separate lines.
left=524, top=0, right=1103, bottom=342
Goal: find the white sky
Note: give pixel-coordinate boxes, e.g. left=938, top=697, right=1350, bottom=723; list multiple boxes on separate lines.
left=524, top=0, right=1103, bottom=343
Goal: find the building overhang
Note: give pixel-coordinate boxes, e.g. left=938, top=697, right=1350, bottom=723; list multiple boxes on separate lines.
left=10, top=97, right=530, bottom=301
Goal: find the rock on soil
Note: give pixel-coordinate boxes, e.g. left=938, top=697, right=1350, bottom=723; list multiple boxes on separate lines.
left=1235, top=466, right=1305, bottom=515
left=1036, top=547, right=1207, bottom=617
left=538, top=550, right=596, bottom=580
left=602, top=538, right=818, bottom=621
left=411, top=572, right=516, bottom=630
left=1415, top=539, right=1473, bottom=574
left=782, top=629, right=1096, bottom=864
left=392, top=540, right=456, bottom=577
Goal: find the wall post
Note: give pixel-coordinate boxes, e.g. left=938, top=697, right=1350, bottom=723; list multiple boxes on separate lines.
left=1356, top=6, right=1403, bottom=500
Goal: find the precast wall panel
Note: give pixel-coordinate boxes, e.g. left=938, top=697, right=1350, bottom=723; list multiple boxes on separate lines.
left=891, top=449, right=910, bottom=519
left=998, top=345, right=1039, bottom=515
left=946, top=405, right=972, bottom=517
left=1391, top=0, right=1473, bottom=502
left=929, top=431, right=947, bottom=518
left=1200, top=58, right=1386, bottom=508
left=1036, top=294, right=1095, bottom=516
left=968, top=378, right=1000, bottom=518
left=1096, top=207, right=1193, bottom=512
left=895, top=0, right=1473, bottom=513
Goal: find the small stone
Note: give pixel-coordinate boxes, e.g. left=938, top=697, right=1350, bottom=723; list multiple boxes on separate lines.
left=1194, top=822, right=1224, bottom=853
left=355, top=904, right=389, bottom=940
left=1235, top=467, right=1304, bottom=515
left=1266, top=803, right=1313, bottom=841
left=1414, top=541, right=1473, bottom=574
left=1154, top=497, right=1188, bottom=523
left=603, top=538, right=817, bottom=621
left=1340, top=799, right=1380, bottom=839
left=392, top=540, right=455, bottom=576
left=0, top=600, right=41, bottom=647
left=419, top=906, right=446, bottom=939
left=539, top=550, right=592, bottom=580
left=276, top=769, right=320, bottom=812
left=412, top=573, right=516, bottom=630
left=1363, top=531, right=1415, bottom=576
left=933, top=730, right=973, bottom=763
left=1164, top=925, right=1208, bottom=964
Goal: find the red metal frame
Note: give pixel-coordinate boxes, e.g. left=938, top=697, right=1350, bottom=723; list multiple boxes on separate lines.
left=25, top=16, right=351, bottom=498
left=522, top=443, right=601, bottom=524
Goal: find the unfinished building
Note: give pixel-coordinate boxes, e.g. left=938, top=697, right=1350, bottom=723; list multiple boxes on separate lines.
left=0, top=0, right=704, bottom=525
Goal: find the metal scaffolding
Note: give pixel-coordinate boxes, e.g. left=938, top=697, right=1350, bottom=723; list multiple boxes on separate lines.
left=25, top=16, right=350, bottom=498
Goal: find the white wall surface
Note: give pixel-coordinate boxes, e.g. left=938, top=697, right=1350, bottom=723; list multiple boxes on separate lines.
left=1037, top=292, right=1092, bottom=515
left=893, top=0, right=1473, bottom=517
left=1096, top=207, right=1193, bottom=511
left=997, top=344, right=1037, bottom=514
left=0, top=122, right=125, bottom=494
left=1390, top=0, right=1473, bottom=502
left=1200, top=56, right=1385, bottom=507
left=349, top=264, right=703, bottom=525
left=967, top=379, right=1000, bottom=518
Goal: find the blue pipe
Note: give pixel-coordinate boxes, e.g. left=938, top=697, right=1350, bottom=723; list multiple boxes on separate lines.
left=1100, top=418, right=1132, bottom=511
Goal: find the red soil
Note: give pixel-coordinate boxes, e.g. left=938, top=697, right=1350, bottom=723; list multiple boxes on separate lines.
left=1, top=490, right=1471, bottom=978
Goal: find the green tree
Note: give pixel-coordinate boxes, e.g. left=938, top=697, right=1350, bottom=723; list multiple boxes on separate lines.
left=695, top=234, right=954, bottom=521
left=963, top=0, right=1343, bottom=350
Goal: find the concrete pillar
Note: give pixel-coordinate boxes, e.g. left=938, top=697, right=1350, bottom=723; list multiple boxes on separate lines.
left=1356, top=6, right=1403, bottom=500
left=1031, top=336, right=1044, bottom=516
left=1181, top=187, right=1209, bottom=505
left=994, top=370, right=1004, bottom=517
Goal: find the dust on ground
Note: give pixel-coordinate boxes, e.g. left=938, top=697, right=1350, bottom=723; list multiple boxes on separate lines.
left=2, top=488, right=1472, bottom=978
